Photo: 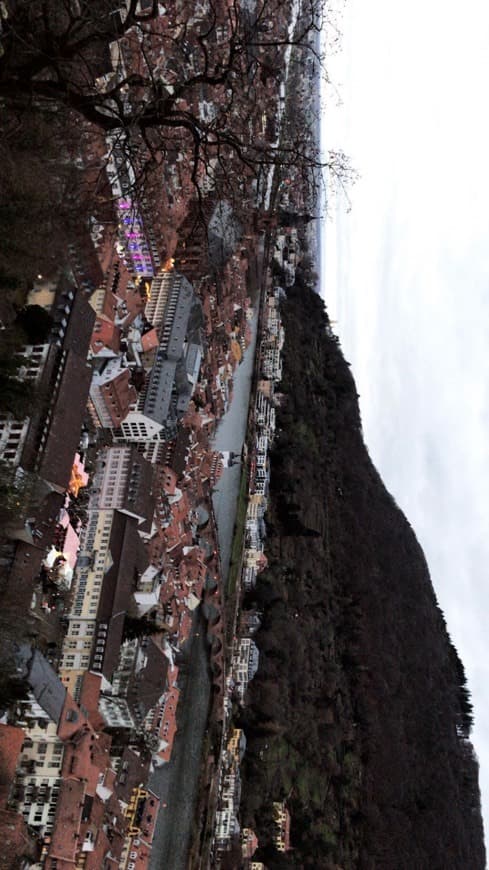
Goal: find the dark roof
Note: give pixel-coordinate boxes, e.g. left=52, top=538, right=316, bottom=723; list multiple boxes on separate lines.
left=26, top=648, right=67, bottom=725
left=169, top=429, right=193, bottom=478
left=114, top=746, right=151, bottom=805
left=143, top=357, right=177, bottom=424
left=126, top=638, right=169, bottom=722
left=143, top=276, right=201, bottom=426
left=20, top=288, right=94, bottom=481
left=121, top=448, right=155, bottom=525
left=92, top=514, right=149, bottom=680
left=50, top=283, right=96, bottom=357
left=68, top=227, right=105, bottom=296
left=38, top=350, right=93, bottom=490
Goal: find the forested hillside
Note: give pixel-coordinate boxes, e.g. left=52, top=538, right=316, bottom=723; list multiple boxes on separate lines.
left=239, top=271, right=485, bottom=869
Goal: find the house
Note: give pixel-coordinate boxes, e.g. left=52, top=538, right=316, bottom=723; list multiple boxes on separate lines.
left=88, top=358, right=137, bottom=428
left=16, top=287, right=95, bottom=492
left=242, top=827, right=259, bottom=860
left=9, top=717, right=64, bottom=834
left=90, top=514, right=149, bottom=680
left=90, top=315, right=121, bottom=357
left=273, top=801, right=292, bottom=852
left=113, top=747, right=152, bottom=806
left=108, top=636, right=169, bottom=728
left=115, top=272, right=203, bottom=443
left=155, top=681, right=180, bottom=764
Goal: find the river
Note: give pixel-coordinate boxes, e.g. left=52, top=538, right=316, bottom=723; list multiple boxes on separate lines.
left=211, top=307, right=259, bottom=586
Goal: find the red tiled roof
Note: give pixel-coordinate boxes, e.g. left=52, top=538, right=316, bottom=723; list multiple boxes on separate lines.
left=0, top=726, right=25, bottom=806
left=157, top=685, right=180, bottom=764
left=79, top=671, right=102, bottom=714
left=57, top=692, right=89, bottom=742
left=48, top=778, right=86, bottom=862
left=100, top=368, right=138, bottom=427
left=141, top=327, right=159, bottom=353
left=132, top=837, right=153, bottom=870
left=62, top=728, right=112, bottom=796
left=84, top=828, right=112, bottom=870
left=90, top=316, right=121, bottom=354
left=79, top=672, right=105, bottom=731
left=0, top=808, right=38, bottom=866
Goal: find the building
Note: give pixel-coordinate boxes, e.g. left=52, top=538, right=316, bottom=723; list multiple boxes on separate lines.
left=124, top=786, right=159, bottom=843
left=144, top=270, right=187, bottom=329
left=242, top=827, right=259, bottom=860
left=113, top=746, right=152, bottom=806
left=16, top=288, right=96, bottom=491
left=115, top=271, right=203, bottom=443
left=90, top=315, right=121, bottom=357
left=105, top=636, right=169, bottom=730
left=90, top=513, right=150, bottom=681
left=9, top=720, right=63, bottom=835
left=255, top=391, right=276, bottom=442
left=43, top=725, right=122, bottom=869
left=273, top=801, right=292, bottom=852
left=231, top=639, right=260, bottom=701
left=0, top=343, right=50, bottom=465
left=90, top=445, right=155, bottom=524
left=88, top=357, right=137, bottom=428
left=105, top=130, right=161, bottom=278
left=58, top=509, right=115, bottom=696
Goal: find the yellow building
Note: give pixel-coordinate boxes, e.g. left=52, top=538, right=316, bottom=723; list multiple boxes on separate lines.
left=227, top=728, right=242, bottom=761
left=272, top=801, right=291, bottom=852
left=58, top=510, right=114, bottom=698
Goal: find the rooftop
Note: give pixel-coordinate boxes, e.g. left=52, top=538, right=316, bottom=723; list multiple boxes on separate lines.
left=47, top=778, right=86, bottom=863
left=0, top=725, right=25, bottom=807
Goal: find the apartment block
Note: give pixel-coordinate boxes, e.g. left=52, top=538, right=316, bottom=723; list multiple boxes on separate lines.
left=10, top=720, right=63, bottom=835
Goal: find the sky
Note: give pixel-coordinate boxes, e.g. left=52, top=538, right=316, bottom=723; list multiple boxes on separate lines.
left=320, top=0, right=489, bottom=841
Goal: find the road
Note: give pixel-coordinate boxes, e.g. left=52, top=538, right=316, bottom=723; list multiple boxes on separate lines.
left=149, top=613, right=211, bottom=870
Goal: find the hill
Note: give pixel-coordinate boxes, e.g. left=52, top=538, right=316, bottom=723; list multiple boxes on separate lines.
left=239, top=271, right=485, bottom=869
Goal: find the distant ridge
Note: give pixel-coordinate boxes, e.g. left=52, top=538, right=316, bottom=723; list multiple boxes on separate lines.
left=239, top=267, right=486, bottom=869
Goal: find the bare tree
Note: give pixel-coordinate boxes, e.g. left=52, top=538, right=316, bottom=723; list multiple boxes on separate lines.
left=0, top=0, right=350, bottom=212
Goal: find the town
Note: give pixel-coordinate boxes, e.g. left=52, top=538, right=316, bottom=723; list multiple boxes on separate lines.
left=0, top=0, right=322, bottom=867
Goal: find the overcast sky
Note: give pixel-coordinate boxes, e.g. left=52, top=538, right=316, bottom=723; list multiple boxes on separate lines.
left=320, top=0, right=489, bottom=840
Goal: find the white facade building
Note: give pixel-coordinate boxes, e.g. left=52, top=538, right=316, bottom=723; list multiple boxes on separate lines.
left=11, top=720, right=63, bottom=835
left=115, top=271, right=202, bottom=444
left=0, top=343, right=50, bottom=465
